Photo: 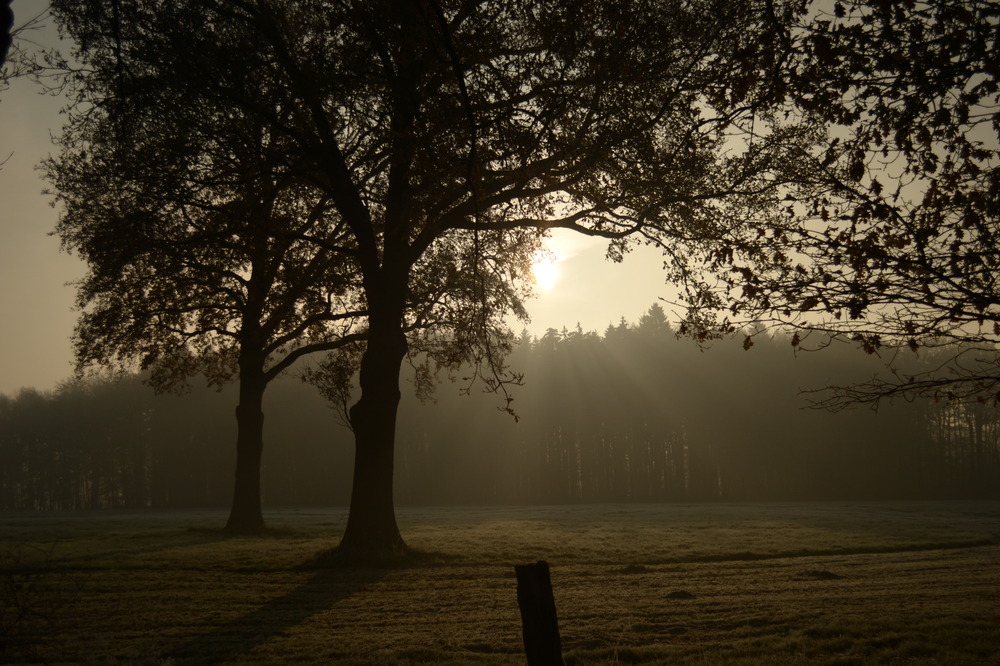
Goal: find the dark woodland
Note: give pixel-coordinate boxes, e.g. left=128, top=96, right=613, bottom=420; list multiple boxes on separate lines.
left=3, top=307, right=998, bottom=511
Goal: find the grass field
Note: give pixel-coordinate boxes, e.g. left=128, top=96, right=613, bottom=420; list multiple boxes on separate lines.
left=2, top=501, right=1000, bottom=664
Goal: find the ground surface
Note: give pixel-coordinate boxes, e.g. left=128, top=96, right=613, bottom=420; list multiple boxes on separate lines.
left=2, top=502, right=999, bottom=664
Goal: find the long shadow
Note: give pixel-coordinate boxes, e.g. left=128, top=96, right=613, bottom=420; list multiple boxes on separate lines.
left=31, top=530, right=246, bottom=570
left=167, top=559, right=388, bottom=664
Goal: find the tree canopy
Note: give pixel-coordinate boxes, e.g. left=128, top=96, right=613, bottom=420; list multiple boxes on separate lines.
left=702, top=0, right=1000, bottom=407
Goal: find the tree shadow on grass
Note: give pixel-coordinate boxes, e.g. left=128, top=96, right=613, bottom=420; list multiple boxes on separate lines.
left=167, top=547, right=457, bottom=664
left=167, top=560, right=386, bottom=664
left=34, top=528, right=253, bottom=570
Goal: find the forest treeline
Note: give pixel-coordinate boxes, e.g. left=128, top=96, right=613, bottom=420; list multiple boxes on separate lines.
left=2, top=305, right=999, bottom=510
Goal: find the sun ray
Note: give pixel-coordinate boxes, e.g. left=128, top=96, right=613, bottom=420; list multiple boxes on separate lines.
left=532, top=251, right=558, bottom=291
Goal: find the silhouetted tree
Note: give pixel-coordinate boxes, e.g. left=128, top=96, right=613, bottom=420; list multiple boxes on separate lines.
left=701, top=0, right=1000, bottom=407
left=45, top=0, right=544, bottom=541
left=46, top=0, right=817, bottom=558
left=44, top=0, right=380, bottom=530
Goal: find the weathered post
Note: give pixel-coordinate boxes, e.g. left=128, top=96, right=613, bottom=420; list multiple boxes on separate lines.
left=515, top=560, right=565, bottom=666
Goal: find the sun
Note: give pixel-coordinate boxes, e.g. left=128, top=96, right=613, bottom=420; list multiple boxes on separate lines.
left=532, top=251, right=558, bottom=291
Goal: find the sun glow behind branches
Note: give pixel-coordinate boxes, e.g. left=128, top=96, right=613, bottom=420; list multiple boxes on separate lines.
left=515, top=229, right=676, bottom=338
left=532, top=251, right=558, bottom=291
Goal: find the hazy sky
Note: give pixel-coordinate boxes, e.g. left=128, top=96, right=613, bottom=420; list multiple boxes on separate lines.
left=0, top=5, right=672, bottom=397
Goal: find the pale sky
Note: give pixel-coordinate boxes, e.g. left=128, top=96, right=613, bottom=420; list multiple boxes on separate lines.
left=0, top=5, right=672, bottom=397
left=1, top=4, right=83, bottom=397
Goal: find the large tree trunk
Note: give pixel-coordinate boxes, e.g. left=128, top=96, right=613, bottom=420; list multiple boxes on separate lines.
left=337, top=307, right=409, bottom=560
left=226, top=368, right=266, bottom=532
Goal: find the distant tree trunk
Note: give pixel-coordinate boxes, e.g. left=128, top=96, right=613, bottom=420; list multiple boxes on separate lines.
left=1, top=0, right=12, bottom=66
left=226, top=363, right=266, bottom=532
left=338, top=297, right=409, bottom=559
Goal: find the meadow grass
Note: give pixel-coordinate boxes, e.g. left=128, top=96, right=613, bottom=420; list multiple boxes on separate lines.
left=1, top=501, right=999, bottom=664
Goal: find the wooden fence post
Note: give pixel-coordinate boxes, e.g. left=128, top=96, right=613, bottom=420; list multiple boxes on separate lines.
left=515, top=560, right=565, bottom=666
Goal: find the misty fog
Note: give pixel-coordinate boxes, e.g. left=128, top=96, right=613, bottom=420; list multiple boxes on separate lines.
left=3, top=306, right=996, bottom=511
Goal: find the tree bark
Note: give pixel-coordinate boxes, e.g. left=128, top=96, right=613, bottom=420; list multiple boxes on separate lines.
left=337, top=301, right=409, bottom=560
left=225, top=369, right=266, bottom=532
